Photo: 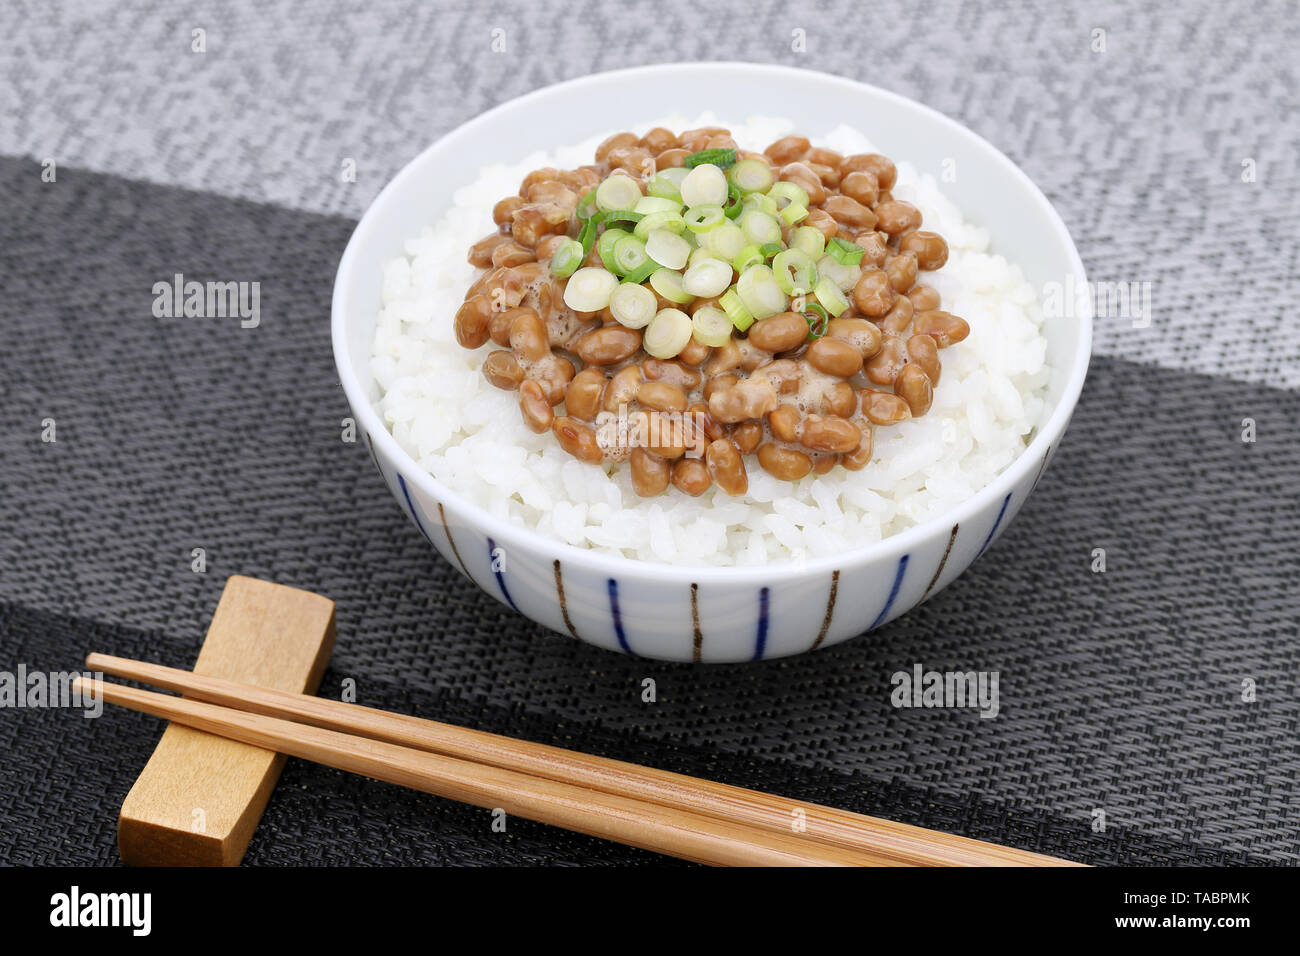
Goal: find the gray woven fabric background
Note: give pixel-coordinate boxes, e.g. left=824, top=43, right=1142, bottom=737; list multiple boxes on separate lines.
left=4, top=0, right=1298, bottom=387
left=1, top=1, right=1298, bottom=865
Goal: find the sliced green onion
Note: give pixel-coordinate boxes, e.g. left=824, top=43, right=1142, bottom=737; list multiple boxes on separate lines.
left=683, top=148, right=737, bottom=169
left=596, top=174, right=642, bottom=212
left=719, top=288, right=755, bottom=332
left=768, top=181, right=810, bottom=209
left=816, top=253, right=861, bottom=292
left=549, top=238, right=584, bottom=278
left=771, top=249, right=819, bottom=296
left=687, top=246, right=717, bottom=270
left=563, top=267, right=620, bottom=313
left=645, top=228, right=691, bottom=270
left=723, top=182, right=745, bottom=219
left=731, top=243, right=764, bottom=273
left=780, top=202, right=809, bottom=226
left=813, top=276, right=850, bottom=317
left=643, top=308, right=694, bottom=358
left=634, top=196, right=682, bottom=216
left=576, top=190, right=598, bottom=220
left=608, top=282, right=657, bottom=329
left=620, top=260, right=659, bottom=285
left=739, top=208, right=782, bottom=247
left=612, top=235, right=650, bottom=276
left=684, top=204, right=725, bottom=234
left=705, top=222, right=747, bottom=262
left=646, top=172, right=682, bottom=202
left=682, top=258, right=733, bottom=298
left=680, top=164, right=729, bottom=207
left=577, top=212, right=604, bottom=255
left=743, top=193, right=778, bottom=218
left=601, top=210, right=644, bottom=227
left=759, top=241, right=784, bottom=260
left=648, top=268, right=694, bottom=304
left=802, top=302, right=830, bottom=338
left=633, top=210, right=686, bottom=240
left=790, top=226, right=826, bottom=260
left=728, top=158, right=774, bottom=194
left=827, top=236, right=867, bottom=266
left=597, top=227, right=631, bottom=273
left=736, top=263, right=787, bottom=320
left=690, top=305, right=733, bottom=348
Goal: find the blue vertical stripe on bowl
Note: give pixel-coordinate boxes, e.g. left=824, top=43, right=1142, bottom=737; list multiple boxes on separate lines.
left=396, top=473, right=434, bottom=545
left=607, top=578, right=633, bottom=655
left=751, top=587, right=771, bottom=661
left=977, top=493, right=1013, bottom=558
left=868, top=554, right=910, bottom=630
left=486, top=536, right=519, bottom=612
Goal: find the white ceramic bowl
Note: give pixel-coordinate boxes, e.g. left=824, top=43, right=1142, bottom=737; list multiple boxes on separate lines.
left=333, top=62, right=1091, bottom=663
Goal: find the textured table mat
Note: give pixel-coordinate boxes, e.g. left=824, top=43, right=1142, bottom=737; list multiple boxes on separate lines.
left=2, top=1, right=1298, bottom=866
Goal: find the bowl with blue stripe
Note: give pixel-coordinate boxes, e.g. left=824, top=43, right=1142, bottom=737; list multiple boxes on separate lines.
left=332, top=63, right=1092, bottom=663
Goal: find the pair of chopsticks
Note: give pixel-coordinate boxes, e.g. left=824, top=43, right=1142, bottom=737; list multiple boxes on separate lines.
left=76, top=654, right=1082, bottom=867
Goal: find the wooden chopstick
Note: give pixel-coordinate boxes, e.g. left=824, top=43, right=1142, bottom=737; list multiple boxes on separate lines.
left=84, top=653, right=1081, bottom=866
left=75, top=675, right=872, bottom=866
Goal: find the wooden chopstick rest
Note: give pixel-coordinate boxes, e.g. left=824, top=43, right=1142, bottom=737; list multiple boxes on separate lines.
left=114, top=576, right=335, bottom=866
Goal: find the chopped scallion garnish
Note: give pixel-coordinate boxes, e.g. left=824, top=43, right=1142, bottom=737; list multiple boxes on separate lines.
left=634, top=210, right=687, bottom=240
left=802, top=302, right=830, bottom=338
left=595, top=174, right=643, bottom=212
left=790, top=226, right=827, bottom=260
left=780, top=202, right=808, bottom=225
left=690, top=305, right=734, bottom=347
left=683, top=147, right=737, bottom=169
left=648, top=268, right=694, bottom=304
left=612, top=235, right=650, bottom=276
left=731, top=243, right=764, bottom=273
left=772, top=248, right=818, bottom=296
left=646, top=170, right=685, bottom=202
left=620, top=260, right=659, bottom=285
left=736, top=263, right=787, bottom=320
left=608, top=282, right=657, bottom=328
left=601, top=210, right=645, bottom=226
left=739, top=207, right=782, bottom=247
left=813, top=276, right=850, bottom=317
left=563, top=267, right=620, bottom=313
left=684, top=204, right=725, bottom=233
left=826, top=236, right=867, bottom=266
left=728, top=158, right=774, bottom=194
left=743, top=192, right=778, bottom=218
left=682, top=258, right=733, bottom=298
left=768, top=181, right=810, bottom=209
left=645, top=228, right=691, bottom=270
left=598, top=227, right=632, bottom=274
left=723, top=182, right=745, bottom=220
left=549, top=238, right=584, bottom=278
left=577, top=212, right=604, bottom=255
left=719, top=288, right=755, bottom=332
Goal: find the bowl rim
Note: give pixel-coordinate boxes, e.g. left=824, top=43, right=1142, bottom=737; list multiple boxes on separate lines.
left=332, top=61, right=1093, bottom=584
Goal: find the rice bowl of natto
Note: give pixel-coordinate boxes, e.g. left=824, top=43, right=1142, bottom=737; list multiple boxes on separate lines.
left=333, top=63, right=1091, bottom=662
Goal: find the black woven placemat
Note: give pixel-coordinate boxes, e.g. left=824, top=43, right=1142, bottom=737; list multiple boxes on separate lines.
left=1, top=156, right=1298, bottom=865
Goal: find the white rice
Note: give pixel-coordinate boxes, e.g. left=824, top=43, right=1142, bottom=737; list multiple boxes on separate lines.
left=370, top=114, right=1053, bottom=567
